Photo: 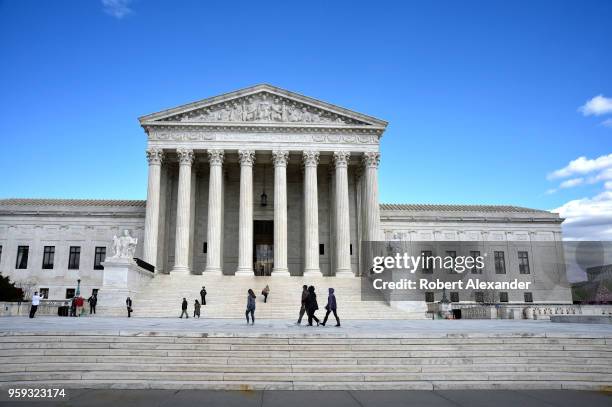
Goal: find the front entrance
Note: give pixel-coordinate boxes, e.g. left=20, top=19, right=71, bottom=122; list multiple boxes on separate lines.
left=253, top=220, right=273, bottom=276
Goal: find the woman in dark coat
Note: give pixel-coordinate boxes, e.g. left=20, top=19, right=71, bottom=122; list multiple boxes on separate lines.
left=305, top=286, right=320, bottom=326
left=246, top=289, right=256, bottom=325
left=321, top=287, right=340, bottom=327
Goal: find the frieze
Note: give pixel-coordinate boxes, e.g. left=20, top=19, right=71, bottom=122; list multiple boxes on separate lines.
left=148, top=131, right=379, bottom=145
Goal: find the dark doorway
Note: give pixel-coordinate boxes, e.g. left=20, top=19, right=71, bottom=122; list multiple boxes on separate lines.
left=254, top=220, right=273, bottom=276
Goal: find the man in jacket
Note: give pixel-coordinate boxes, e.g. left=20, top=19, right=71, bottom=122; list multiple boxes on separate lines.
left=200, top=286, right=207, bottom=305
left=296, top=285, right=308, bottom=324
left=87, top=294, right=97, bottom=314
left=180, top=298, right=189, bottom=318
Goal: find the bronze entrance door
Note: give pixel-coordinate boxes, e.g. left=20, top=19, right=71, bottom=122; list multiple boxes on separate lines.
left=253, top=220, right=273, bottom=276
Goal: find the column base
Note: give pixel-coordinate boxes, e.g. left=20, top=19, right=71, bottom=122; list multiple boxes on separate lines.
left=335, top=269, right=355, bottom=278
left=171, top=265, right=191, bottom=274
left=303, top=269, right=323, bottom=277
left=203, top=267, right=223, bottom=275
left=272, top=268, right=290, bottom=276
left=235, top=268, right=254, bottom=276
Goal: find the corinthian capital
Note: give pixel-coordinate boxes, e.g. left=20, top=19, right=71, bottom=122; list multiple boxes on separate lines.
left=362, top=152, right=380, bottom=168
left=146, top=148, right=164, bottom=165
left=333, top=151, right=350, bottom=168
left=272, top=150, right=289, bottom=167
left=238, top=150, right=256, bottom=166
left=302, top=151, right=320, bottom=167
left=207, top=149, right=225, bottom=166
left=176, top=148, right=194, bottom=166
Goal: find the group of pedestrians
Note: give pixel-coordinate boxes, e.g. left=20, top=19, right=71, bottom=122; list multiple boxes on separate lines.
left=179, top=286, right=207, bottom=319
left=296, top=285, right=340, bottom=327
left=244, top=284, right=340, bottom=327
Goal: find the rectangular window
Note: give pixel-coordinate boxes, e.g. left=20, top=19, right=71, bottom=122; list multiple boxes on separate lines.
left=494, top=251, right=506, bottom=274
left=475, top=291, right=484, bottom=303
left=524, top=292, right=533, bottom=303
left=39, top=288, right=49, bottom=299
left=42, top=246, right=55, bottom=269
left=499, top=292, right=509, bottom=303
left=16, top=246, right=29, bottom=269
left=425, top=292, right=434, bottom=303
left=0, top=245, right=3, bottom=264
left=350, top=244, right=353, bottom=255
left=68, top=246, right=81, bottom=270
left=518, top=251, right=530, bottom=274
left=450, top=292, right=459, bottom=303
left=203, top=242, right=207, bottom=254
left=65, top=288, right=75, bottom=299
left=319, top=244, right=325, bottom=255
left=470, top=250, right=481, bottom=273
left=94, top=247, right=106, bottom=270
left=421, top=250, right=433, bottom=273
left=446, top=250, right=457, bottom=273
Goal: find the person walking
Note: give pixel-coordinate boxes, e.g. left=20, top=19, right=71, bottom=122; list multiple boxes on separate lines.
left=29, top=291, right=43, bottom=318
left=200, top=286, right=207, bottom=305
left=321, top=288, right=341, bottom=327
left=305, top=286, right=320, bottom=326
left=87, top=294, right=97, bottom=315
left=193, top=299, right=201, bottom=318
left=262, top=285, right=270, bottom=303
left=70, top=297, right=77, bottom=317
left=296, top=285, right=308, bottom=324
left=245, top=289, right=256, bottom=325
left=180, top=298, right=189, bottom=318
left=126, top=297, right=133, bottom=318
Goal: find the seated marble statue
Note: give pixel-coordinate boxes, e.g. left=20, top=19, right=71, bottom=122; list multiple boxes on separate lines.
left=109, top=229, right=138, bottom=259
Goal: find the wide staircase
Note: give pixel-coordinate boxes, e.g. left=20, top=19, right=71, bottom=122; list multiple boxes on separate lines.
left=118, top=274, right=419, bottom=319
left=0, top=331, right=611, bottom=390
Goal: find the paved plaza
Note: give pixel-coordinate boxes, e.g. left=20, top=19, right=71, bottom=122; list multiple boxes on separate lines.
left=2, top=316, right=612, bottom=337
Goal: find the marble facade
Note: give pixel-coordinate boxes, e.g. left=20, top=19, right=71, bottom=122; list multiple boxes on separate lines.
left=0, top=84, right=572, bottom=305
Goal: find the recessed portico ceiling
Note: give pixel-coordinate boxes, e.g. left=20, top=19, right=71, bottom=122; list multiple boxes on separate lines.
left=138, top=84, right=388, bottom=129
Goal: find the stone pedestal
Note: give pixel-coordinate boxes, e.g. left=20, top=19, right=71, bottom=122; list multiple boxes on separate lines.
left=97, top=258, right=154, bottom=314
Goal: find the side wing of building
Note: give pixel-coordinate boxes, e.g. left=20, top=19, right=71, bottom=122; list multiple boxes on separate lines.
left=0, top=199, right=145, bottom=300
left=379, top=204, right=572, bottom=304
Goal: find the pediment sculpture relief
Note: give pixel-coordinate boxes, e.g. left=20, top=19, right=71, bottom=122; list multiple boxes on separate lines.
left=161, top=92, right=367, bottom=125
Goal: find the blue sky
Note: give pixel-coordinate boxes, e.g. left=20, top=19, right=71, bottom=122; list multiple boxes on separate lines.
left=1, top=0, right=611, bottom=239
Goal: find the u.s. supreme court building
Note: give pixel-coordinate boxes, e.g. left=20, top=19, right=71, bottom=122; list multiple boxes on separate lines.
left=0, top=85, right=572, bottom=317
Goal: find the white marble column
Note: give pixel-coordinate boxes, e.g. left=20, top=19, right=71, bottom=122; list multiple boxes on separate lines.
left=334, top=151, right=353, bottom=277
left=143, top=148, right=164, bottom=269
left=362, top=152, right=382, bottom=241
left=204, top=149, right=224, bottom=274
left=236, top=150, right=255, bottom=276
left=303, top=151, right=321, bottom=277
left=172, top=148, right=194, bottom=273
left=272, top=150, right=289, bottom=276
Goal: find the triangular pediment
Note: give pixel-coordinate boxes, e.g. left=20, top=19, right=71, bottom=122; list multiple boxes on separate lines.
left=139, top=84, right=387, bottom=128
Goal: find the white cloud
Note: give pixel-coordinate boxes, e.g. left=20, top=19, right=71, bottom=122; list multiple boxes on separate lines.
left=552, top=191, right=612, bottom=240
left=548, top=153, right=612, bottom=180
left=602, top=118, right=612, bottom=128
left=559, top=178, right=584, bottom=189
left=579, top=95, right=612, bottom=116
left=102, top=0, right=132, bottom=19
left=548, top=154, right=612, bottom=239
